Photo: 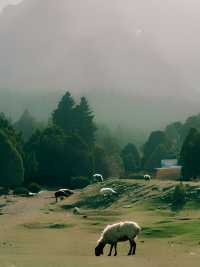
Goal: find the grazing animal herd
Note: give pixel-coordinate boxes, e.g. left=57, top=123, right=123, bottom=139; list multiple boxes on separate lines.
left=53, top=173, right=146, bottom=257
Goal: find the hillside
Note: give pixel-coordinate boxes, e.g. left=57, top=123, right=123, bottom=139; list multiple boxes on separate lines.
left=0, top=179, right=200, bottom=266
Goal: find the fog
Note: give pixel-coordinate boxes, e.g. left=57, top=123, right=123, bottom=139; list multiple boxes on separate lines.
left=0, top=0, right=200, bottom=137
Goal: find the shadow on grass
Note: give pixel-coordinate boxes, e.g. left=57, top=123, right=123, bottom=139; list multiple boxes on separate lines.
left=22, top=222, right=74, bottom=230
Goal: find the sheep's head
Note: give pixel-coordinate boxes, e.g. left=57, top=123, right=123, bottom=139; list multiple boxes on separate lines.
left=95, top=242, right=105, bottom=256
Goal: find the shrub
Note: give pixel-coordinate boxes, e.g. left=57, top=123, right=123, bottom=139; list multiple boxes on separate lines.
left=127, top=173, right=145, bottom=180
left=0, top=187, right=9, bottom=195
left=27, top=183, right=41, bottom=193
left=172, top=183, right=187, bottom=210
left=13, top=187, right=29, bottom=196
left=0, top=130, right=24, bottom=187
left=70, top=176, right=90, bottom=189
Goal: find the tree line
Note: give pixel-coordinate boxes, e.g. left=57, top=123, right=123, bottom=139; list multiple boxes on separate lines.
left=0, top=91, right=200, bottom=190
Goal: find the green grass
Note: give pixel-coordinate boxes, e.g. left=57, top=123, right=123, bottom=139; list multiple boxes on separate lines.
left=142, top=220, right=200, bottom=239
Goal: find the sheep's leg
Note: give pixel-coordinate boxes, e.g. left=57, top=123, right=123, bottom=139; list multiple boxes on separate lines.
left=128, top=240, right=133, bottom=255
left=132, top=240, right=136, bottom=255
left=108, top=244, right=114, bottom=256
left=114, top=243, right=117, bottom=256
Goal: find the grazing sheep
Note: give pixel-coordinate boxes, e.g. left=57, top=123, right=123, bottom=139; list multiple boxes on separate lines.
left=95, top=221, right=141, bottom=256
left=100, top=188, right=117, bottom=196
left=144, top=174, right=151, bottom=181
left=73, top=207, right=81, bottom=215
left=93, top=173, right=104, bottom=183
left=54, top=189, right=74, bottom=202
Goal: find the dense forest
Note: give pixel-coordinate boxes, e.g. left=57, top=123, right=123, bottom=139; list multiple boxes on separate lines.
left=1, top=91, right=200, bottom=191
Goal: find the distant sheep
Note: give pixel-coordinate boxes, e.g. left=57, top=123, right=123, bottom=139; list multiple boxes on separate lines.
left=54, top=189, right=74, bottom=202
left=93, top=174, right=104, bottom=183
left=144, top=174, right=151, bottom=181
left=95, top=221, right=141, bottom=256
left=100, top=188, right=117, bottom=196
left=73, top=207, right=81, bottom=215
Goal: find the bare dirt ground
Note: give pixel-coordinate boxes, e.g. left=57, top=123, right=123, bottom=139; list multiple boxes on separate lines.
left=0, top=182, right=200, bottom=267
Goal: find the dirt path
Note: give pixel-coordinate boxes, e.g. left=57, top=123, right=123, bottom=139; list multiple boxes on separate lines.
left=0, top=186, right=200, bottom=267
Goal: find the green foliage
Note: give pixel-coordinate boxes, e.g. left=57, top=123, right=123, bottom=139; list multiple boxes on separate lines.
left=75, top=97, right=97, bottom=147
left=96, top=126, right=123, bottom=176
left=52, top=92, right=96, bottom=147
left=52, top=92, right=76, bottom=134
left=142, top=130, right=176, bottom=170
left=0, top=112, right=24, bottom=156
left=143, top=131, right=167, bottom=159
left=93, top=146, right=110, bottom=178
left=121, top=143, right=140, bottom=174
left=70, top=176, right=90, bottom=189
left=145, top=144, right=169, bottom=170
left=13, top=187, right=29, bottom=196
left=0, top=187, right=9, bottom=195
left=24, top=151, right=39, bottom=183
left=25, top=126, right=93, bottom=186
left=0, top=130, right=24, bottom=187
left=179, top=128, right=200, bottom=180
left=172, top=183, right=187, bottom=210
left=27, top=182, right=41, bottom=193
left=181, top=114, right=200, bottom=142
left=14, top=109, right=43, bottom=142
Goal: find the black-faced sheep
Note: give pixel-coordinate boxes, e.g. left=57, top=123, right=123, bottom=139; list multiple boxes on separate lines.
left=144, top=174, right=151, bottom=181
left=95, top=221, right=141, bottom=256
left=54, top=189, right=74, bottom=202
left=93, top=174, right=104, bottom=183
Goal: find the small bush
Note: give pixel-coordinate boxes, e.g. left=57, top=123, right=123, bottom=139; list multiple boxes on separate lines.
left=172, top=183, right=187, bottom=211
left=28, top=183, right=41, bottom=193
left=13, top=187, right=29, bottom=196
left=127, top=173, right=145, bottom=180
left=0, top=187, right=9, bottom=195
left=70, top=176, right=90, bottom=189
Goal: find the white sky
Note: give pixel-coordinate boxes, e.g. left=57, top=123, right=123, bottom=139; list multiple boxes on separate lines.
left=0, top=0, right=23, bottom=12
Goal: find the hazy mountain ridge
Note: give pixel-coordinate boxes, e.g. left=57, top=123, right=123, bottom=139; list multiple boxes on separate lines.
left=0, top=0, right=200, bottom=133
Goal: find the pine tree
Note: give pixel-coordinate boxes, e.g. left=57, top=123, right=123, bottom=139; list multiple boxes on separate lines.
left=179, top=128, right=200, bottom=180
left=121, top=143, right=140, bottom=174
left=0, top=130, right=24, bottom=187
left=52, top=92, right=76, bottom=133
left=75, top=96, right=97, bottom=147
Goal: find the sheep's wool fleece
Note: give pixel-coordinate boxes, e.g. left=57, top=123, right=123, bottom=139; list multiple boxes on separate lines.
left=99, top=221, right=140, bottom=244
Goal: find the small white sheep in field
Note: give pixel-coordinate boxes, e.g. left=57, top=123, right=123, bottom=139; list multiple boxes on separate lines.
left=100, top=188, right=117, bottom=196
left=73, top=207, right=81, bottom=215
left=144, top=174, right=151, bottom=181
left=95, top=221, right=141, bottom=256
left=93, top=173, right=104, bottom=183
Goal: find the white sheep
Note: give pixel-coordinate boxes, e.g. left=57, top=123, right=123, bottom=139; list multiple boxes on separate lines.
left=144, top=174, right=151, bottom=181
left=100, top=188, right=117, bottom=196
left=93, top=173, right=104, bottom=183
left=95, top=221, right=141, bottom=256
left=73, top=207, right=81, bottom=215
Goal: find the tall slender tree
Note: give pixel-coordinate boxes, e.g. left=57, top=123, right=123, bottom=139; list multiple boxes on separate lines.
left=180, top=128, right=200, bottom=180
left=75, top=96, right=97, bottom=147
left=52, top=92, right=76, bottom=133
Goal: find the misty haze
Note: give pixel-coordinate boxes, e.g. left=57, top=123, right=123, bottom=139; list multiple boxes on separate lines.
left=1, top=0, right=200, bottom=134
left=1, top=1, right=200, bottom=267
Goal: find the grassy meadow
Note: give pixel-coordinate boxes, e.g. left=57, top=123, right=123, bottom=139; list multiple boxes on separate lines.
left=0, top=179, right=200, bottom=267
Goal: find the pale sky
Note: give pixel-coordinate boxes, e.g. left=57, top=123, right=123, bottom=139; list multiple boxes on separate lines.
left=0, top=0, right=23, bottom=12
